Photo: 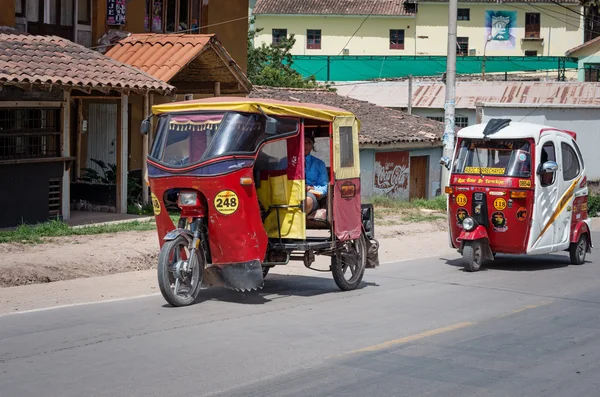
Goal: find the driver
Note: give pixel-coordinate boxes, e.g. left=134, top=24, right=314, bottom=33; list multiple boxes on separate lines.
left=304, top=134, right=328, bottom=215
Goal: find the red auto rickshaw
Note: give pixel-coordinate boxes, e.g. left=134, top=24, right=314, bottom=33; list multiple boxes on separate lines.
left=441, top=119, right=592, bottom=272
left=142, top=97, right=379, bottom=306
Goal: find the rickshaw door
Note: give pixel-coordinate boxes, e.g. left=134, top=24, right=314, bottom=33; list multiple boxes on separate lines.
left=530, top=135, right=560, bottom=253
left=331, top=116, right=362, bottom=241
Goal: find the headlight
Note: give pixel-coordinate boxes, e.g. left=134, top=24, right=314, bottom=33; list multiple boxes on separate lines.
left=178, top=191, right=198, bottom=206
left=462, top=217, right=476, bottom=231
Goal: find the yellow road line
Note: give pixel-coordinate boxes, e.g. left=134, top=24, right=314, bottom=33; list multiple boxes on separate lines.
left=345, top=300, right=553, bottom=356
left=348, top=322, right=475, bottom=354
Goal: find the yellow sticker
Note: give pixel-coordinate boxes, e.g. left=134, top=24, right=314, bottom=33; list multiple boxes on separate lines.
left=464, top=167, right=506, bottom=175
left=214, top=190, right=239, bottom=215
left=151, top=193, right=161, bottom=215
left=519, top=179, right=532, bottom=188
left=493, top=197, right=507, bottom=211
left=456, top=193, right=468, bottom=207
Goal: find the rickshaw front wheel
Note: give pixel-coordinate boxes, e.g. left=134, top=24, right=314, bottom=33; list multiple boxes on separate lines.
left=331, top=235, right=367, bottom=291
left=157, top=235, right=204, bottom=307
left=569, top=233, right=588, bottom=265
left=462, top=240, right=484, bottom=272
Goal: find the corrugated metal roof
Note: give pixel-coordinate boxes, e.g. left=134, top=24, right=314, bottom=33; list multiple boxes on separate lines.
left=254, top=0, right=414, bottom=16
left=0, top=30, right=174, bottom=94
left=105, top=34, right=251, bottom=93
left=250, top=86, right=443, bottom=145
left=336, top=81, right=600, bottom=109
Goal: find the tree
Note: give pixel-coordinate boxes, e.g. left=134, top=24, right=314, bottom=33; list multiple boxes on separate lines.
left=247, top=20, right=322, bottom=88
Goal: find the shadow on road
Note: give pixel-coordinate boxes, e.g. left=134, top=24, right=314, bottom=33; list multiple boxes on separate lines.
left=442, top=254, right=578, bottom=272
left=161, top=274, right=379, bottom=308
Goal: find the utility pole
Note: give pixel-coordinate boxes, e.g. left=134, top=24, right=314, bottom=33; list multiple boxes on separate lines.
left=442, top=0, right=458, bottom=190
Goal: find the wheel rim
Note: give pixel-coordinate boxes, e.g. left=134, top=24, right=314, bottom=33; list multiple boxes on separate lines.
left=167, top=242, right=200, bottom=300
left=577, top=238, right=587, bottom=262
left=338, top=238, right=365, bottom=283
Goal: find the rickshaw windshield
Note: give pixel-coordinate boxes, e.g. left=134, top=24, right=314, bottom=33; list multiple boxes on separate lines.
left=453, top=139, right=532, bottom=177
left=149, top=112, right=299, bottom=168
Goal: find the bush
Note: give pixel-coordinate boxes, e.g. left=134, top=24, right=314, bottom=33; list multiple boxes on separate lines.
left=588, top=193, right=600, bottom=217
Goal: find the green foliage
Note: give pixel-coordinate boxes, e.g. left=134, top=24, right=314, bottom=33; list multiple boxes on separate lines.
left=588, top=192, right=600, bottom=216
left=247, top=18, right=325, bottom=88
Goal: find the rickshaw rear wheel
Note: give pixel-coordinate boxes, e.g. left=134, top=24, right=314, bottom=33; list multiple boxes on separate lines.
left=262, top=266, right=272, bottom=278
left=569, top=234, right=588, bottom=265
left=463, top=240, right=484, bottom=272
left=157, top=235, right=204, bottom=307
left=331, top=235, right=367, bottom=291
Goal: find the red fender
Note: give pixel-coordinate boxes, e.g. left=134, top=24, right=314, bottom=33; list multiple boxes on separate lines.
left=458, top=225, right=489, bottom=242
left=571, top=221, right=593, bottom=250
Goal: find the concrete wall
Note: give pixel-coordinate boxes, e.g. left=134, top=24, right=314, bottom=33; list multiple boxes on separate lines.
left=407, top=108, right=478, bottom=128
left=254, top=15, right=416, bottom=56
left=480, top=106, right=600, bottom=180
left=360, top=146, right=443, bottom=200
left=416, top=3, right=583, bottom=57
left=254, top=3, right=583, bottom=57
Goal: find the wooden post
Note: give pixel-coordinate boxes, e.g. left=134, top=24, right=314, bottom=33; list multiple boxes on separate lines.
left=76, top=99, right=83, bottom=179
left=117, top=93, right=129, bottom=214
left=62, top=91, right=71, bottom=220
left=214, top=81, right=221, bottom=97
left=142, top=93, right=149, bottom=206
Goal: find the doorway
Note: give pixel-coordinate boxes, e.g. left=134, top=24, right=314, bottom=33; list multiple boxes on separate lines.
left=409, top=156, right=428, bottom=199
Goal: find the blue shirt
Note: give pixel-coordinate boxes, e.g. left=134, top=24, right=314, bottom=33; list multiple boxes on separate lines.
left=305, top=154, right=328, bottom=196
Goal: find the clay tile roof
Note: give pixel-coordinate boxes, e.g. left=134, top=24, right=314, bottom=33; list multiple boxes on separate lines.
left=254, top=0, right=415, bottom=16
left=105, top=33, right=251, bottom=92
left=0, top=30, right=174, bottom=95
left=566, top=35, right=600, bottom=56
left=250, top=86, right=443, bottom=145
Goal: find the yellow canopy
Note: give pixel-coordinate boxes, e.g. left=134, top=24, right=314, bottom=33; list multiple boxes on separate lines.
left=152, top=97, right=360, bottom=128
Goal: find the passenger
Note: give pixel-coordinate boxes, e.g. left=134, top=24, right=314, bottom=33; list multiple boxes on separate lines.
left=304, top=135, right=328, bottom=215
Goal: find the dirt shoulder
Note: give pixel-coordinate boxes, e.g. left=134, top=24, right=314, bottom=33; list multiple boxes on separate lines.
left=0, top=216, right=453, bottom=315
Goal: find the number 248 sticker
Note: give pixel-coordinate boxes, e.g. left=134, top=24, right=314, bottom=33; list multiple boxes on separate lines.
left=214, top=190, right=239, bottom=215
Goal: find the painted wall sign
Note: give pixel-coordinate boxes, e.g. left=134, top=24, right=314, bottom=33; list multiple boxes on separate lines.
left=485, top=11, right=517, bottom=50
left=107, top=0, right=126, bottom=25
left=374, top=151, right=410, bottom=199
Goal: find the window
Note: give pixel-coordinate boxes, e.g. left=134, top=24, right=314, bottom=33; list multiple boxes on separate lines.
left=525, top=13, right=541, bottom=38
left=540, top=142, right=556, bottom=186
left=146, top=0, right=203, bottom=33
left=77, top=0, right=90, bottom=24
left=390, top=29, right=405, bottom=50
left=16, top=0, right=25, bottom=16
left=257, top=140, right=288, bottom=171
left=339, top=126, right=354, bottom=168
left=307, top=29, right=321, bottom=49
left=452, top=139, right=532, bottom=178
left=525, top=50, right=538, bottom=57
left=0, top=108, right=61, bottom=160
left=584, top=63, right=600, bottom=82
left=457, top=37, right=469, bottom=56
left=457, top=8, right=470, bottom=21
left=272, top=28, right=287, bottom=44
left=561, top=142, right=581, bottom=181
left=455, top=117, right=469, bottom=128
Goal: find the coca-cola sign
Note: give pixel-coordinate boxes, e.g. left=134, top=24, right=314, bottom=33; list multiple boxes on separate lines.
left=374, top=151, right=409, bottom=198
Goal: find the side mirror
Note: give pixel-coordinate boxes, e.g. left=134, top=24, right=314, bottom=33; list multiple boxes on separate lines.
left=439, top=156, right=451, bottom=170
left=140, top=114, right=152, bottom=135
left=538, top=161, right=558, bottom=175
left=265, top=117, right=278, bottom=135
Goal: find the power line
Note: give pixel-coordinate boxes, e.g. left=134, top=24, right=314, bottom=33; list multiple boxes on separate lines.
left=307, top=2, right=380, bottom=79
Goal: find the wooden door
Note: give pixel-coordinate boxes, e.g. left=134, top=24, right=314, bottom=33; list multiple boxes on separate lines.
left=409, top=156, right=428, bottom=199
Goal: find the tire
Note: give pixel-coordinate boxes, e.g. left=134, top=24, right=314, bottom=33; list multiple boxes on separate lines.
left=331, top=235, right=367, bottom=291
left=262, top=266, right=271, bottom=278
left=157, top=235, right=204, bottom=307
left=569, top=233, right=588, bottom=265
left=463, top=240, right=484, bottom=272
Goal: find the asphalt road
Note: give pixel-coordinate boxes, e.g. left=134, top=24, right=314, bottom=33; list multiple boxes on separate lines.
left=1, top=233, right=600, bottom=397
